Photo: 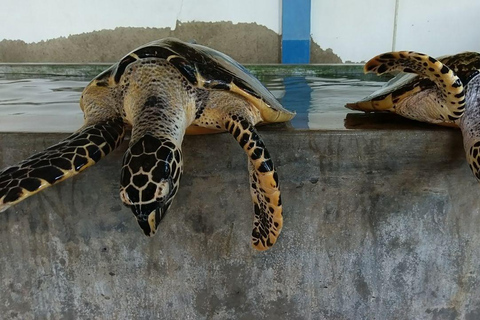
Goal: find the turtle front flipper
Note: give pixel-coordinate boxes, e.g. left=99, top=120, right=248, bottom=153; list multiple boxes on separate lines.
left=0, top=118, right=125, bottom=212
left=347, top=51, right=466, bottom=123
left=227, top=114, right=282, bottom=251
left=459, top=72, right=480, bottom=180
left=197, top=91, right=283, bottom=250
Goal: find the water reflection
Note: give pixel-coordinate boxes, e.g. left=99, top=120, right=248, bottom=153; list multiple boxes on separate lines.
left=280, top=77, right=312, bottom=129
left=0, top=75, right=387, bottom=132
left=275, top=75, right=384, bottom=130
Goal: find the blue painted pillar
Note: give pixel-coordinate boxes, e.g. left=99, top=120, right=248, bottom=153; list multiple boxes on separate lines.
left=281, top=0, right=311, bottom=64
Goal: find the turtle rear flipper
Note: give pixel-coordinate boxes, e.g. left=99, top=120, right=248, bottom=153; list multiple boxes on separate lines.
left=347, top=51, right=466, bottom=123
left=0, top=118, right=125, bottom=212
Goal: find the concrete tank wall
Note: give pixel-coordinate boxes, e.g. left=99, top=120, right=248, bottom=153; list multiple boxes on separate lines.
left=1, top=127, right=480, bottom=319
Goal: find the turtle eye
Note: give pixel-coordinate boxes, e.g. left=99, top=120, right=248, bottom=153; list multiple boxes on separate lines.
left=154, top=180, right=171, bottom=202
left=119, top=189, right=134, bottom=206
left=79, top=95, right=85, bottom=111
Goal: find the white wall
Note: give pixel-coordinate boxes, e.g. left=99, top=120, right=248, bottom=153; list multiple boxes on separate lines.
left=2, top=0, right=479, bottom=62
left=311, top=0, right=396, bottom=62
left=311, top=0, right=480, bottom=62
left=394, top=0, right=480, bottom=56
left=0, top=0, right=281, bottom=43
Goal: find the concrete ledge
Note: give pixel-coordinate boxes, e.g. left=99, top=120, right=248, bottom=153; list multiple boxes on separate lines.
left=1, top=128, right=480, bottom=319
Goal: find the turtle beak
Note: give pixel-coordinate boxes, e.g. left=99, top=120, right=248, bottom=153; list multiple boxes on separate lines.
left=130, top=202, right=167, bottom=237
left=120, top=171, right=176, bottom=236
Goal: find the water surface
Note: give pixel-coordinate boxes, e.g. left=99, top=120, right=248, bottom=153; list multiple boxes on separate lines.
left=0, top=75, right=385, bottom=132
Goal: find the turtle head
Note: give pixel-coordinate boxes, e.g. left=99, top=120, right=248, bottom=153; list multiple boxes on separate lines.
left=120, top=179, right=174, bottom=236
left=119, top=134, right=182, bottom=236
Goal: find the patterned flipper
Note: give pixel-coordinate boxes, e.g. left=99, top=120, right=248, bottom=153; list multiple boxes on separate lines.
left=226, top=116, right=283, bottom=251
left=347, top=51, right=466, bottom=122
left=459, top=73, right=480, bottom=181
left=0, top=118, right=125, bottom=212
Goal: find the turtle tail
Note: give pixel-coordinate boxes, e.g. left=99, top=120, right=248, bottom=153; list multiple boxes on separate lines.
left=362, top=51, right=465, bottom=122
left=0, top=118, right=125, bottom=212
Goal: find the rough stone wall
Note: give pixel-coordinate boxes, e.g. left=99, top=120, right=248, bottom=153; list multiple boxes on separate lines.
left=0, top=21, right=342, bottom=63
left=1, top=128, right=479, bottom=319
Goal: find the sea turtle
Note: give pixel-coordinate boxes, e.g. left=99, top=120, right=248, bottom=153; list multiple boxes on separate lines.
left=0, top=38, right=295, bottom=250
left=346, top=51, right=480, bottom=181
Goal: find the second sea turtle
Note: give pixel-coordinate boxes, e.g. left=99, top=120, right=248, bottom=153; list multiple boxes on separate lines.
left=346, top=51, right=480, bottom=181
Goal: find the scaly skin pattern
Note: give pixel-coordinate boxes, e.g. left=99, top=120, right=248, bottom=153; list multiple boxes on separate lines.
left=0, top=39, right=290, bottom=250
left=117, top=59, right=197, bottom=236
left=0, top=118, right=125, bottom=212
left=120, top=134, right=182, bottom=235
left=196, top=91, right=283, bottom=250
left=229, top=120, right=282, bottom=250
left=346, top=51, right=466, bottom=124
left=0, top=58, right=126, bottom=213
left=460, top=74, right=480, bottom=180
left=347, top=51, right=480, bottom=186
left=116, top=61, right=284, bottom=249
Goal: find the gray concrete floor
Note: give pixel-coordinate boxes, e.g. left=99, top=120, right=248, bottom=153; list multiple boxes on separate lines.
left=1, top=125, right=479, bottom=319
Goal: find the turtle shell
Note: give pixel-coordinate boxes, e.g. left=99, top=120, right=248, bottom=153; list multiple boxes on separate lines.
left=358, top=52, right=480, bottom=107
left=95, top=38, right=295, bottom=123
